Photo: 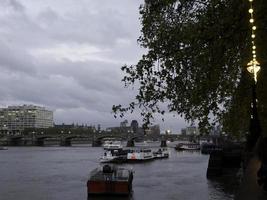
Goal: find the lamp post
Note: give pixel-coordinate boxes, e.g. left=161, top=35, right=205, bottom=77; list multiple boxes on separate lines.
left=246, top=59, right=261, bottom=151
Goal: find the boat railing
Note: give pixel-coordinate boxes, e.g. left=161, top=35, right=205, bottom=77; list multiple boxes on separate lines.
left=89, top=167, right=131, bottom=181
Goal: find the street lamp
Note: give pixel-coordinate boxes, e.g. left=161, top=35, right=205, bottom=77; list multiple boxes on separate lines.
left=246, top=59, right=261, bottom=151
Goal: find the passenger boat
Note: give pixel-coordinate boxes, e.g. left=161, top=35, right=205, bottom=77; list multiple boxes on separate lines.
left=103, top=141, right=123, bottom=150
left=175, top=143, right=200, bottom=151
left=100, top=149, right=128, bottom=163
left=127, top=148, right=154, bottom=162
left=99, top=147, right=165, bottom=163
left=153, top=148, right=169, bottom=158
left=87, top=165, right=133, bottom=196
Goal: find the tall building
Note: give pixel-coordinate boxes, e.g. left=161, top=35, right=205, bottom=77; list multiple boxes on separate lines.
left=130, top=120, right=138, bottom=133
left=0, top=105, right=53, bottom=134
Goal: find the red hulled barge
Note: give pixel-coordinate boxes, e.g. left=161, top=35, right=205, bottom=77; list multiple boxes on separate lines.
left=87, top=165, right=133, bottom=197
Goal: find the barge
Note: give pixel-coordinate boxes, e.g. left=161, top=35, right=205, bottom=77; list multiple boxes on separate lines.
left=87, top=165, right=133, bottom=196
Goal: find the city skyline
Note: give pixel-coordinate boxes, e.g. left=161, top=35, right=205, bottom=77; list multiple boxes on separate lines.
left=0, top=0, right=188, bottom=132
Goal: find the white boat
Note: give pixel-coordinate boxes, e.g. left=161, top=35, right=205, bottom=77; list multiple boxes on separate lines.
left=175, top=143, right=200, bottom=151
left=100, top=148, right=161, bottom=163
left=100, top=149, right=128, bottom=163
left=153, top=148, right=169, bottom=158
left=103, top=141, right=123, bottom=150
left=127, top=148, right=154, bottom=161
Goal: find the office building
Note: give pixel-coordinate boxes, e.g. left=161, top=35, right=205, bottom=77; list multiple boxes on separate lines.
left=0, top=105, right=53, bottom=134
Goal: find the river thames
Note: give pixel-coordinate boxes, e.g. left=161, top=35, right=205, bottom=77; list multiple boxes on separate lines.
left=0, top=143, right=240, bottom=200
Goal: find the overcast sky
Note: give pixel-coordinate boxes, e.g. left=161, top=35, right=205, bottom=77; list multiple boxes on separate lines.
left=0, top=0, right=188, bottom=133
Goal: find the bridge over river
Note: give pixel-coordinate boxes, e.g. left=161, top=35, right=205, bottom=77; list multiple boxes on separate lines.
left=0, top=133, right=216, bottom=147
left=0, top=133, right=133, bottom=147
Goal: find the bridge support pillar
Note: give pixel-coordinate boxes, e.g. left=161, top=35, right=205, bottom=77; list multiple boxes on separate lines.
left=160, top=140, right=167, bottom=147
left=60, top=139, right=72, bottom=146
left=35, top=139, right=45, bottom=146
left=92, top=140, right=102, bottom=147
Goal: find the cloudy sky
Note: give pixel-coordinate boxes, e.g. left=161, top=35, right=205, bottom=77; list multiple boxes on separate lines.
left=0, top=0, right=188, bottom=133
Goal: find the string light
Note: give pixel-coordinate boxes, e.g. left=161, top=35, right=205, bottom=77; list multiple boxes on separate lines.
left=247, top=0, right=260, bottom=82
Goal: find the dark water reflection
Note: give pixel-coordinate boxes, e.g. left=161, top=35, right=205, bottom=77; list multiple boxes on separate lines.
left=0, top=145, right=239, bottom=200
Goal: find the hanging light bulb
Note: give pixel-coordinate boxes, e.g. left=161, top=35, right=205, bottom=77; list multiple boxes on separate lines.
left=247, top=0, right=260, bottom=82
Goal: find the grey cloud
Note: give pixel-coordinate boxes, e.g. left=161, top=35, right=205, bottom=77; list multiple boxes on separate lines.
left=0, top=0, right=188, bottom=132
left=42, top=10, right=131, bottom=47
left=1, top=0, right=25, bottom=13
left=0, top=41, right=36, bottom=75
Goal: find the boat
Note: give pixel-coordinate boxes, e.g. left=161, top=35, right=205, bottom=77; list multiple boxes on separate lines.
left=153, top=148, right=169, bottom=158
left=127, top=148, right=154, bottom=162
left=100, top=147, right=161, bottom=163
left=100, top=149, right=129, bottom=163
left=87, top=164, right=133, bottom=196
left=0, top=146, right=8, bottom=150
left=103, top=141, right=123, bottom=150
left=175, top=143, right=200, bottom=151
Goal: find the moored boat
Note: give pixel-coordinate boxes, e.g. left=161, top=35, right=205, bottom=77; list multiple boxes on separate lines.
left=103, top=141, right=123, bottom=150
left=175, top=143, right=200, bottom=151
left=127, top=148, right=154, bottom=162
left=153, top=148, right=169, bottom=158
left=100, top=149, right=128, bottom=163
left=99, top=147, right=168, bottom=163
left=87, top=165, right=133, bottom=196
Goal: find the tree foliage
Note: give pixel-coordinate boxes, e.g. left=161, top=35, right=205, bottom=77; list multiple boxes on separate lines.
left=113, top=0, right=266, bottom=134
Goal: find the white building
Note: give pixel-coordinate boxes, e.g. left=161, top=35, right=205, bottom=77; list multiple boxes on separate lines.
left=0, top=105, right=53, bottom=134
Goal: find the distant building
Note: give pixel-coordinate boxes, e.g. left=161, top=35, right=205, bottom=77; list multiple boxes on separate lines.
left=106, top=120, right=160, bottom=138
left=120, top=120, right=128, bottom=127
left=144, top=124, right=160, bottom=136
left=54, top=123, right=95, bottom=130
left=181, top=126, right=200, bottom=136
left=0, top=105, right=53, bottom=134
left=130, top=120, right=138, bottom=133
left=181, top=128, right=186, bottom=136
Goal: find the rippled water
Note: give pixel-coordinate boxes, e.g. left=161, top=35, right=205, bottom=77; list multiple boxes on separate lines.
left=0, top=144, right=239, bottom=200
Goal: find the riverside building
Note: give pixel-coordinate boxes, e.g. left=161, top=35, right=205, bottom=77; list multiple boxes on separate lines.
left=0, top=105, right=53, bottom=135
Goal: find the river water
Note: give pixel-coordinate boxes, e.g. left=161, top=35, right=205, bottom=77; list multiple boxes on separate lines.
left=0, top=144, right=240, bottom=200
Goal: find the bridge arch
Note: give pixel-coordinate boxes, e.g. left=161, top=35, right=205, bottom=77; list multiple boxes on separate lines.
left=60, top=136, right=90, bottom=146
